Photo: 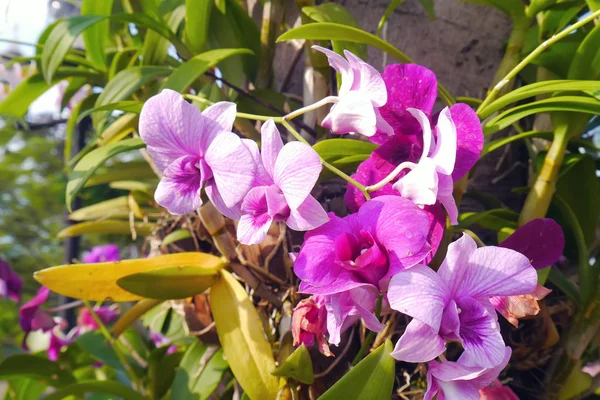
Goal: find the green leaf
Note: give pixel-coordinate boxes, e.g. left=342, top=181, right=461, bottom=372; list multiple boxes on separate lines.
left=483, top=130, right=553, bottom=155
left=318, top=340, right=395, bottom=400
left=540, top=2, right=585, bottom=38
left=568, top=23, right=600, bottom=80
left=93, top=66, right=170, bottom=132
left=149, top=347, right=184, bottom=400
left=271, top=344, right=314, bottom=384
left=66, top=138, right=145, bottom=211
left=185, top=0, right=213, bottom=54
left=8, top=379, right=47, bottom=400
left=81, top=0, right=114, bottom=71
left=117, top=264, right=222, bottom=299
left=142, top=5, right=186, bottom=65
left=458, top=209, right=519, bottom=231
left=42, top=381, right=146, bottom=400
left=161, top=229, right=193, bottom=248
left=526, top=0, right=558, bottom=17
left=76, top=331, right=132, bottom=372
left=459, top=0, right=525, bottom=18
left=587, top=0, right=600, bottom=11
left=0, top=69, right=98, bottom=118
left=483, top=96, right=600, bottom=135
left=235, top=88, right=301, bottom=117
left=57, top=220, right=155, bottom=238
left=77, top=101, right=143, bottom=122
left=313, top=138, right=377, bottom=180
left=172, top=343, right=230, bottom=400
left=60, top=77, right=89, bottom=110
left=41, top=15, right=106, bottom=83
left=69, top=196, right=130, bottom=221
left=418, top=0, right=435, bottom=18
left=0, top=354, right=76, bottom=387
left=35, top=253, right=225, bottom=302
left=84, top=161, right=156, bottom=187
left=210, top=270, right=280, bottom=400
left=377, top=0, right=405, bottom=35
left=302, top=4, right=367, bottom=59
left=162, top=48, right=253, bottom=93
left=479, top=80, right=600, bottom=119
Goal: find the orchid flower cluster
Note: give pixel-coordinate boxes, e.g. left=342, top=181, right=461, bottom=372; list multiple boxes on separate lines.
left=138, top=47, right=565, bottom=398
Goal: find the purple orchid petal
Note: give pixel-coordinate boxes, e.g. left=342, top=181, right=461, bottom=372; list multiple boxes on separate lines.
left=260, top=119, right=284, bottom=179
left=388, top=265, right=448, bottom=331
left=448, top=103, right=483, bottom=181
left=391, top=319, right=446, bottom=363
left=456, top=297, right=506, bottom=368
left=371, top=64, right=438, bottom=145
left=343, top=50, right=387, bottom=107
left=237, top=187, right=273, bottom=245
left=322, top=92, right=379, bottom=137
left=243, top=139, right=271, bottom=187
left=155, top=155, right=203, bottom=215
left=201, top=101, right=237, bottom=133
left=438, top=233, right=478, bottom=295
left=139, top=89, right=211, bottom=171
left=0, top=258, right=22, bottom=301
left=312, top=46, right=354, bottom=96
left=274, top=141, right=322, bottom=210
left=20, top=287, right=55, bottom=334
left=392, top=158, right=439, bottom=205
left=499, top=218, right=565, bottom=269
left=286, top=195, right=329, bottom=231
left=205, top=131, right=256, bottom=208
left=205, top=180, right=242, bottom=219
left=82, top=244, right=120, bottom=264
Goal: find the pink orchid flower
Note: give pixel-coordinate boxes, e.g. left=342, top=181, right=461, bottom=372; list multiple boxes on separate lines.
left=0, top=258, right=22, bottom=301
left=236, top=119, right=328, bottom=245
left=139, top=89, right=255, bottom=216
left=312, top=46, right=393, bottom=137
left=388, top=234, right=537, bottom=368
left=479, top=379, right=520, bottom=400
left=425, top=347, right=512, bottom=400
left=82, top=244, right=120, bottom=263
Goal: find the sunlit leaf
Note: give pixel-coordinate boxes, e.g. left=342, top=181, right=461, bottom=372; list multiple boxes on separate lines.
left=84, top=161, right=157, bottom=187
left=161, top=229, right=193, bottom=248
left=66, top=138, right=145, bottom=211
left=142, top=5, right=186, bottom=65
left=271, top=344, right=314, bottom=384
left=318, top=340, right=395, bottom=400
left=35, top=253, right=225, bottom=302
left=57, top=220, right=154, bottom=238
left=42, top=381, right=146, bottom=400
left=210, top=270, right=280, bottom=399
left=313, top=138, right=377, bottom=181
left=185, top=0, right=213, bottom=54
left=81, top=0, right=114, bottom=71
left=69, top=196, right=130, bottom=221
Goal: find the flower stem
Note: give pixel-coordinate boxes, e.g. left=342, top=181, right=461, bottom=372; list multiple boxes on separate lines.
left=82, top=300, right=141, bottom=391
left=283, top=96, right=338, bottom=121
left=351, top=295, right=383, bottom=366
left=111, top=299, right=163, bottom=339
left=477, top=9, right=600, bottom=113
left=280, top=119, right=371, bottom=200
left=365, top=161, right=415, bottom=192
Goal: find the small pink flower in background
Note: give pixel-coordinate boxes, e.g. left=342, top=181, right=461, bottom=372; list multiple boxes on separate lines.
left=313, top=46, right=393, bottom=137
left=56, top=80, right=90, bottom=111
left=582, top=361, right=600, bottom=377
left=491, top=218, right=564, bottom=326
left=425, top=347, right=512, bottom=400
left=479, top=379, right=520, bottom=400
left=292, top=296, right=332, bottom=357
left=151, top=331, right=178, bottom=355
left=139, top=89, right=255, bottom=216
left=77, top=306, right=119, bottom=332
left=83, top=244, right=120, bottom=263
left=388, top=234, right=537, bottom=368
left=236, top=119, right=328, bottom=244
left=0, top=258, right=23, bottom=301
left=19, top=287, right=56, bottom=337
left=46, top=320, right=74, bottom=361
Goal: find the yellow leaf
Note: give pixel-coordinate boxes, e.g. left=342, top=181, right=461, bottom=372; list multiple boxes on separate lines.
left=34, top=253, right=226, bottom=302
left=69, top=197, right=130, bottom=221
left=57, top=220, right=154, bottom=238
left=210, top=270, right=280, bottom=399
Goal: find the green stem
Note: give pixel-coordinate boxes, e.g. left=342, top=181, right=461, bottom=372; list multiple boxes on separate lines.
left=82, top=300, right=141, bottom=391
left=111, top=299, right=163, bottom=338
left=351, top=295, right=383, bottom=366
left=478, top=9, right=600, bottom=112
left=518, top=128, right=569, bottom=225
left=280, top=119, right=371, bottom=200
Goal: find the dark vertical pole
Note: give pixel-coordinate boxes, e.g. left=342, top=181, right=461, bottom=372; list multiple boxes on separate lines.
left=60, top=116, right=89, bottom=327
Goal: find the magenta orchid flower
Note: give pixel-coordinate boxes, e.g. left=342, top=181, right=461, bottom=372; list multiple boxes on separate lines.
left=47, top=323, right=74, bottom=361
left=82, top=244, right=120, bottom=263
left=19, top=287, right=57, bottom=350
left=425, top=347, right=512, bottom=400
left=77, top=306, right=119, bottom=332
left=294, top=195, right=431, bottom=296
left=391, top=107, right=459, bottom=224
left=313, top=46, right=393, bottom=137
left=236, top=119, right=328, bottom=245
left=139, top=89, right=255, bottom=216
left=150, top=331, right=178, bottom=355
left=0, top=258, right=22, bottom=301
left=292, top=296, right=332, bottom=357
left=388, top=234, right=537, bottom=368
left=479, top=379, right=520, bottom=400
left=489, top=218, right=564, bottom=327
left=345, top=64, right=483, bottom=261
